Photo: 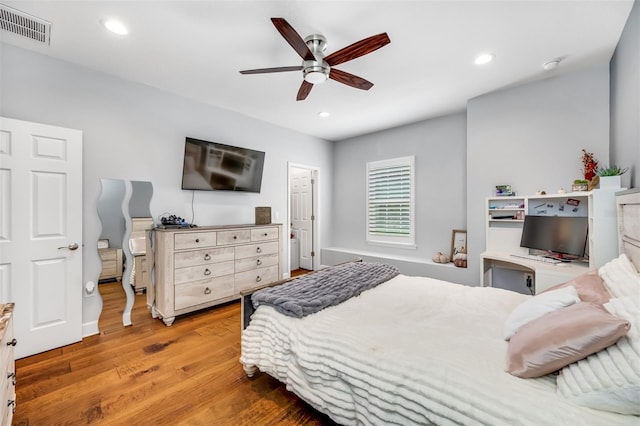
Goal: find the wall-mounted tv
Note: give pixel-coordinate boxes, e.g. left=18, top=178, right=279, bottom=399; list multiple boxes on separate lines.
left=181, top=137, right=265, bottom=193
left=520, top=215, right=589, bottom=258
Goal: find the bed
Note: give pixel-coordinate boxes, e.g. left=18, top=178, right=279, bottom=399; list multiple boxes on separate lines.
left=240, top=189, right=640, bottom=425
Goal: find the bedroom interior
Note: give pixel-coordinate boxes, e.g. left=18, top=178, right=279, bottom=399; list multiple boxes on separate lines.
left=0, top=0, right=639, bottom=424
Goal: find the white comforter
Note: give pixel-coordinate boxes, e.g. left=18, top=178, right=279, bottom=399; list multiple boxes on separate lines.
left=240, top=275, right=638, bottom=425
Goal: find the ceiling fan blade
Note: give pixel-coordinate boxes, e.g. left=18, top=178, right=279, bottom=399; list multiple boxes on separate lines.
left=271, top=17, right=315, bottom=61
left=329, top=68, right=374, bottom=90
left=325, top=33, right=390, bottom=67
left=240, top=66, right=302, bottom=75
left=296, top=81, right=313, bottom=101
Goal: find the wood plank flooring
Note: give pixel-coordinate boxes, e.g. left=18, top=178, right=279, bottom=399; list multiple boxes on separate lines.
left=14, top=280, right=336, bottom=425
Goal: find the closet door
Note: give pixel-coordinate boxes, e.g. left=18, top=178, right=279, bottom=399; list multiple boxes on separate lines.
left=0, top=117, right=83, bottom=358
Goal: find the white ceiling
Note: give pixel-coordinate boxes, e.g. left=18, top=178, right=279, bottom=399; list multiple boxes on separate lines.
left=0, top=1, right=634, bottom=141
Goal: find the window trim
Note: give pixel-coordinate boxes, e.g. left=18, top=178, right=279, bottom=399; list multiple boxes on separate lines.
left=366, top=156, right=416, bottom=248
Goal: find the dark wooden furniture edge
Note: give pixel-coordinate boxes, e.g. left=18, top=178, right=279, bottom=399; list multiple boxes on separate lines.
left=240, top=258, right=363, bottom=330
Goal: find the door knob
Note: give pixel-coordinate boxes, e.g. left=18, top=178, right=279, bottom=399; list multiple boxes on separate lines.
left=58, top=243, right=79, bottom=250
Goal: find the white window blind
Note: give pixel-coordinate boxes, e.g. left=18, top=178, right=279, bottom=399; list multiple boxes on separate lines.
left=366, top=156, right=415, bottom=247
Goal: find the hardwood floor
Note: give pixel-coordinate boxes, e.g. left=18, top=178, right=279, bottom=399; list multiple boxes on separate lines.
left=290, top=268, right=311, bottom=278
left=14, top=281, right=336, bottom=425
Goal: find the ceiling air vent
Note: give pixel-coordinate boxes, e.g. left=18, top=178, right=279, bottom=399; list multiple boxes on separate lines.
left=0, top=4, right=51, bottom=44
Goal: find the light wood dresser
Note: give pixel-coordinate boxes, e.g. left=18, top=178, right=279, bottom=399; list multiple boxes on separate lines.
left=98, top=247, right=123, bottom=281
left=0, top=303, right=16, bottom=425
left=150, top=224, right=282, bottom=326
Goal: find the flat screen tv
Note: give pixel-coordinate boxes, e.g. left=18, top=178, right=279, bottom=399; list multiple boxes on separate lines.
left=520, top=215, right=588, bottom=258
left=181, top=137, right=265, bottom=192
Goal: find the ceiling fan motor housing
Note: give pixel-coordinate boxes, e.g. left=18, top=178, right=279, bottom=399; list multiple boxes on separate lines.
left=303, top=34, right=330, bottom=83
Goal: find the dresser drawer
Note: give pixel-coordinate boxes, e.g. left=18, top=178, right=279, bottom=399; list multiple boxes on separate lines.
left=0, top=371, right=15, bottom=426
left=99, top=261, right=117, bottom=279
left=251, top=226, right=279, bottom=241
left=174, top=277, right=234, bottom=310
left=235, top=241, right=279, bottom=260
left=0, top=319, right=14, bottom=383
left=217, top=229, right=251, bottom=245
left=0, top=307, right=15, bottom=424
left=235, top=253, right=279, bottom=273
left=174, top=247, right=234, bottom=269
left=98, top=248, right=117, bottom=262
left=174, top=232, right=217, bottom=250
left=234, top=265, right=279, bottom=292
left=174, top=261, right=234, bottom=285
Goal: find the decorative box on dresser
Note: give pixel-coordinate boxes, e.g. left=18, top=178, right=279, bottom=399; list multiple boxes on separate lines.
left=150, top=224, right=282, bottom=326
left=0, top=303, right=16, bottom=425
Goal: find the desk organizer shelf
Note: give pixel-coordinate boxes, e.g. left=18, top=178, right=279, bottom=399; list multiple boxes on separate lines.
left=485, top=189, right=619, bottom=270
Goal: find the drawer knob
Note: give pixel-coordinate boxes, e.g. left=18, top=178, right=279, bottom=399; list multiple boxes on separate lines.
left=195, top=238, right=200, bottom=243
left=7, top=338, right=17, bottom=347
left=263, top=232, right=268, bottom=237
left=256, top=275, right=262, bottom=283
left=204, top=287, right=211, bottom=295
left=7, top=372, right=15, bottom=385
left=256, top=247, right=262, bottom=253
left=256, top=259, right=262, bottom=266
left=204, top=268, right=211, bottom=276
left=204, top=254, right=211, bottom=261
left=233, top=235, right=237, bottom=240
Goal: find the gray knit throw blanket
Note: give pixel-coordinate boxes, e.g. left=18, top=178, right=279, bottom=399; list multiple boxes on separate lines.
left=251, top=262, right=400, bottom=318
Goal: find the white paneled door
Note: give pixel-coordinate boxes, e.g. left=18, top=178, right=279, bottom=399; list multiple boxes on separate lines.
left=291, top=168, right=314, bottom=270
left=0, top=117, right=83, bottom=359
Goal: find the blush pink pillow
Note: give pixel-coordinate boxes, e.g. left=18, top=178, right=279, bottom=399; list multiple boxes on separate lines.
left=506, top=302, right=630, bottom=378
left=542, top=270, right=611, bottom=305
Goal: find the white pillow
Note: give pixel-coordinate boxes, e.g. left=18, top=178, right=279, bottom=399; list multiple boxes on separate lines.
left=599, top=254, right=640, bottom=298
left=557, top=296, right=640, bottom=415
left=503, top=285, right=580, bottom=341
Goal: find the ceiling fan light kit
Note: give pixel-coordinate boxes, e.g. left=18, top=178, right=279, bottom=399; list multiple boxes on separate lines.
left=239, top=17, right=390, bottom=101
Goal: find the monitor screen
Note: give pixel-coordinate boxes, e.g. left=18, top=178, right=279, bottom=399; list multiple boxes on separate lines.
left=181, top=137, right=265, bottom=192
left=520, top=215, right=588, bottom=257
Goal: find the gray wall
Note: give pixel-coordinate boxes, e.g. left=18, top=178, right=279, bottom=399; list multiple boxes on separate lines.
left=129, top=181, right=153, bottom=218
left=328, top=65, right=612, bottom=286
left=327, top=112, right=468, bottom=283
left=0, top=44, right=334, bottom=333
left=611, top=0, right=640, bottom=189
left=467, top=65, right=611, bottom=285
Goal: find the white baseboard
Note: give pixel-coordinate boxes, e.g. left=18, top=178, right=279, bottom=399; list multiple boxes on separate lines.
left=82, top=320, right=99, bottom=338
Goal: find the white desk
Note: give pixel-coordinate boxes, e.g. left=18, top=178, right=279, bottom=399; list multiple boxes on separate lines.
left=481, top=251, right=591, bottom=294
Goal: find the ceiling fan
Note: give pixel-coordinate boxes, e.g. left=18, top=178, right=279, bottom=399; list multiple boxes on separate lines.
left=239, top=18, right=391, bottom=101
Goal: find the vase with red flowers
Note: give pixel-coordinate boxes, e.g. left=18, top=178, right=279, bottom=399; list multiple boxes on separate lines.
left=581, top=149, right=599, bottom=181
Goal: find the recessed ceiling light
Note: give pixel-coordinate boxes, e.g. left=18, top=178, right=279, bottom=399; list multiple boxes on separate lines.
left=101, top=19, right=128, bottom=35
left=318, top=111, right=330, bottom=118
left=474, top=53, right=495, bottom=65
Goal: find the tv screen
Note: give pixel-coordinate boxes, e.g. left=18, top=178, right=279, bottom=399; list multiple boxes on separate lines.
left=181, top=137, right=265, bottom=192
left=520, top=215, right=588, bottom=258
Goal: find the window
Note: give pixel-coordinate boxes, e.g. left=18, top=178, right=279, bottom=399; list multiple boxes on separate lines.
left=366, top=156, right=415, bottom=247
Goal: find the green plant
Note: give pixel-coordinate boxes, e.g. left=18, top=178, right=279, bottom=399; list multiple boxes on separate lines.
left=598, top=165, right=629, bottom=176
left=573, top=179, right=588, bottom=184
